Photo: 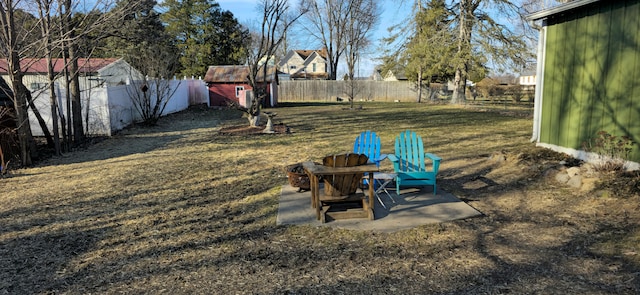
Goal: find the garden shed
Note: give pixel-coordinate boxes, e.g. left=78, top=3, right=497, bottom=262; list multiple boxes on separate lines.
left=204, top=65, right=278, bottom=107
left=529, top=0, right=640, bottom=169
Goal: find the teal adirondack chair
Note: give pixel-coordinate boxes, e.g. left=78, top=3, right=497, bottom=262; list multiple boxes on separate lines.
left=388, top=130, right=441, bottom=195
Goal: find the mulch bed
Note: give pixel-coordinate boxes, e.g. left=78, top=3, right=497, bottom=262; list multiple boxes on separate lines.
left=218, top=123, right=290, bottom=135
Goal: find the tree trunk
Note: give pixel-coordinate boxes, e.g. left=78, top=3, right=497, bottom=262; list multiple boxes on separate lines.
left=63, top=62, right=71, bottom=152
left=417, top=69, right=423, bottom=103
left=12, top=80, right=36, bottom=166
left=452, top=67, right=465, bottom=104
left=47, top=76, right=61, bottom=155
left=0, top=141, right=4, bottom=174
left=451, top=0, right=471, bottom=104
left=69, top=47, right=84, bottom=143
left=250, top=115, right=260, bottom=127
left=2, top=1, right=35, bottom=165
left=25, top=89, right=55, bottom=148
left=62, top=0, right=84, bottom=144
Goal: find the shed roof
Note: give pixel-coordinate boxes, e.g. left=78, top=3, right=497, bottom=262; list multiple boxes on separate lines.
left=527, top=0, right=602, bottom=21
left=204, top=65, right=277, bottom=83
left=0, top=58, right=120, bottom=74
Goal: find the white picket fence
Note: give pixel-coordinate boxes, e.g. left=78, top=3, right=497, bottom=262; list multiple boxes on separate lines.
left=28, top=78, right=209, bottom=136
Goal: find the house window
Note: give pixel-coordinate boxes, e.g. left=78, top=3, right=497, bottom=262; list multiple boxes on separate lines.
left=235, top=86, right=244, bottom=97
left=312, top=63, right=316, bottom=72
left=30, top=82, right=47, bottom=90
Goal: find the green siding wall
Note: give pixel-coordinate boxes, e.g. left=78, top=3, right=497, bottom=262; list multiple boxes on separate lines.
left=541, top=0, right=640, bottom=162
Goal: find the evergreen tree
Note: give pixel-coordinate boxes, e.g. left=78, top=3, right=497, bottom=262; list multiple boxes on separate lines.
left=161, top=0, right=248, bottom=77
left=380, top=0, right=529, bottom=104
left=402, top=0, right=456, bottom=101
left=96, top=0, right=180, bottom=77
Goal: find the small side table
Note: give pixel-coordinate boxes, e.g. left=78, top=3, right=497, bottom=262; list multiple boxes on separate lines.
left=371, top=172, right=396, bottom=209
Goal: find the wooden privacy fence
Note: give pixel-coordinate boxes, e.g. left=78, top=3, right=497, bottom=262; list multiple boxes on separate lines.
left=278, top=80, right=425, bottom=102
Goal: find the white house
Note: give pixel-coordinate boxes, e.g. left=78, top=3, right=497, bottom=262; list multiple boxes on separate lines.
left=277, top=49, right=329, bottom=80
left=518, top=65, right=536, bottom=91
left=383, top=69, right=407, bottom=81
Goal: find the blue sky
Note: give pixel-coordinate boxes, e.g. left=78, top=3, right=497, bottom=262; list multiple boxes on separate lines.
left=217, top=0, right=412, bottom=77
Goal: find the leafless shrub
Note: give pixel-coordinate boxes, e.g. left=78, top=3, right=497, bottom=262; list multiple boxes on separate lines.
left=583, top=130, right=635, bottom=172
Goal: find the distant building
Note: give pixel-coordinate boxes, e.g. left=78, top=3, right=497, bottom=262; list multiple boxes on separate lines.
left=518, top=65, right=536, bottom=90
left=204, top=65, right=278, bottom=107
left=277, top=49, right=329, bottom=80
left=383, top=69, right=407, bottom=81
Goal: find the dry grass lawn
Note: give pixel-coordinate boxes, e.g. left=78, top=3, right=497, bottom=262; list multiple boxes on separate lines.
left=1, top=102, right=639, bottom=294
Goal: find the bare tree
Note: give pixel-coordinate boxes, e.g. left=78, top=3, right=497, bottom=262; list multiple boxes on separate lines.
left=449, top=0, right=530, bottom=104
left=126, top=45, right=181, bottom=126
left=241, top=0, right=306, bottom=126
left=302, top=0, right=379, bottom=80
left=3, top=5, right=58, bottom=151
left=45, top=0, right=142, bottom=147
left=343, top=0, right=379, bottom=80
left=1, top=0, right=144, bottom=165
left=39, top=0, right=138, bottom=147
left=302, top=0, right=346, bottom=80
left=342, top=0, right=378, bottom=108
left=0, top=0, right=38, bottom=165
left=35, top=0, right=63, bottom=155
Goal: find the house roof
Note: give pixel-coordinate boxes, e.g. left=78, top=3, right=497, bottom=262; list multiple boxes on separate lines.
left=277, top=49, right=328, bottom=68
left=204, top=65, right=277, bottom=83
left=0, top=58, right=120, bottom=74
left=527, top=0, right=601, bottom=21
left=384, top=69, right=407, bottom=81
left=295, top=49, right=328, bottom=60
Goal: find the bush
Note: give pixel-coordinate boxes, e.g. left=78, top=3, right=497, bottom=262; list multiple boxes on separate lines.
left=583, top=131, right=634, bottom=171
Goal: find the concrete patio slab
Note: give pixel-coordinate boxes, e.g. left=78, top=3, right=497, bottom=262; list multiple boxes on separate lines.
left=277, top=184, right=483, bottom=233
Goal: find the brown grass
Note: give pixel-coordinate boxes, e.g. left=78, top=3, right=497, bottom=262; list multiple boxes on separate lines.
left=1, top=102, right=638, bottom=294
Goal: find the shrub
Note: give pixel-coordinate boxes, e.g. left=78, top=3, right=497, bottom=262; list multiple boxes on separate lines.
left=583, top=131, right=634, bottom=171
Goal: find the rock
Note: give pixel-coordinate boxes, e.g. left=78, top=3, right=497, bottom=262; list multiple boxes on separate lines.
left=566, top=167, right=581, bottom=177
left=567, top=174, right=583, bottom=189
left=555, top=171, right=570, bottom=184
left=543, top=167, right=560, bottom=181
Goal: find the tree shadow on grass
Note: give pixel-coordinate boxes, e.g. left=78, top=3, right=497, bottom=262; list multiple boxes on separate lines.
left=0, top=166, right=283, bottom=293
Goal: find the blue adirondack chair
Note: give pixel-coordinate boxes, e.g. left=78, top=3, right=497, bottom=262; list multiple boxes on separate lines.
left=388, top=130, right=441, bottom=195
left=354, top=131, right=397, bottom=207
left=353, top=130, right=386, bottom=167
